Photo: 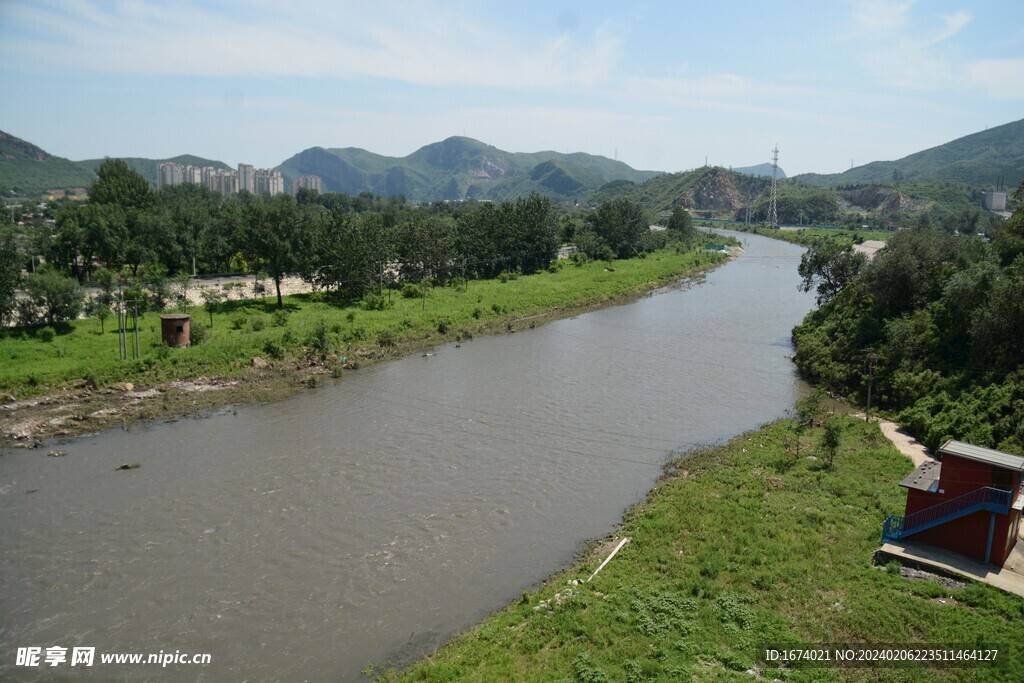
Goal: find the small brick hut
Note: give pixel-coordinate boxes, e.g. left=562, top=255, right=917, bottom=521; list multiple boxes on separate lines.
left=160, top=314, right=191, bottom=348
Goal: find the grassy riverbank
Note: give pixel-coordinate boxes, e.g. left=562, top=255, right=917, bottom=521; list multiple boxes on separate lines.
left=720, top=224, right=892, bottom=248
left=386, top=416, right=1024, bottom=682
left=1, top=245, right=728, bottom=441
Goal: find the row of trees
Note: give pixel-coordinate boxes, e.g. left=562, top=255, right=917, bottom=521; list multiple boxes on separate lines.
left=793, top=182, right=1024, bottom=453
left=2, top=160, right=684, bottom=325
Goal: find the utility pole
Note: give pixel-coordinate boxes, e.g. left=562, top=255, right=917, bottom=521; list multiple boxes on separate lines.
left=864, top=348, right=878, bottom=421
left=768, top=145, right=779, bottom=228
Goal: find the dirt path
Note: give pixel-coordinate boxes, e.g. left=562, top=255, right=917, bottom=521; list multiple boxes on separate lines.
left=876, top=418, right=934, bottom=466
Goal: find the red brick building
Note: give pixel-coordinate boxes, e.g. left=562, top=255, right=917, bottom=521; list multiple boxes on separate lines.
left=883, top=440, right=1024, bottom=567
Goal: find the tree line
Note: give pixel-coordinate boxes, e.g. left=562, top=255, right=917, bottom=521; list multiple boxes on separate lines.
left=793, top=181, right=1024, bottom=454
left=1, top=159, right=696, bottom=326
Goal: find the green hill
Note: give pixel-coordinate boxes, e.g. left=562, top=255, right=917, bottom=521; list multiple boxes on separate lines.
left=793, top=118, right=1024, bottom=188
left=276, top=136, right=660, bottom=202
left=588, top=165, right=984, bottom=228
left=76, top=154, right=232, bottom=188
left=0, top=130, right=96, bottom=197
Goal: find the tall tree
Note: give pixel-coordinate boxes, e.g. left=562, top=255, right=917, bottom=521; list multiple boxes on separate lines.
left=0, top=229, right=22, bottom=325
left=244, top=195, right=311, bottom=308
left=797, top=240, right=868, bottom=306
left=586, top=198, right=649, bottom=259
left=88, top=159, right=152, bottom=209
left=667, top=205, right=694, bottom=240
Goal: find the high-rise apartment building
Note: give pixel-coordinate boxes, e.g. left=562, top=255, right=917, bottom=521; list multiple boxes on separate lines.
left=156, top=162, right=183, bottom=189
left=153, top=160, right=281, bottom=196
left=292, top=175, right=323, bottom=194
left=238, top=163, right=255, bottom=194
left=255, top=169, right=284, bottom=196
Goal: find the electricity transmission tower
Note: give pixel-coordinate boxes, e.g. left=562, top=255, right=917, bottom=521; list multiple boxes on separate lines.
left=768, top=144, right=779, bottom=228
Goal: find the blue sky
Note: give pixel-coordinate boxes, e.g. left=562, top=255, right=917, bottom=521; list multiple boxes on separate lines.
left=1, top=0, right=1021, bottom=175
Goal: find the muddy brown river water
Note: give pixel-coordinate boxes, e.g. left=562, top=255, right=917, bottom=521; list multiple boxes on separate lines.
left=1, top=230, right=814, bottom=681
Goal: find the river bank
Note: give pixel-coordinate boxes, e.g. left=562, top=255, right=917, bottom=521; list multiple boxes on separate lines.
left=386, top=416, right=1024, bottom=682
left=1, top=245, right=731, bottom=445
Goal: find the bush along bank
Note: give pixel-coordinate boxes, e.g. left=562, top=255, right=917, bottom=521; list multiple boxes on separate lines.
left=383, top=416, right=1024, bottom=682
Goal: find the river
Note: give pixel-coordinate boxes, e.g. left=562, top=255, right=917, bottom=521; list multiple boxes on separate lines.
left=0, top=230, right=814, bottom=681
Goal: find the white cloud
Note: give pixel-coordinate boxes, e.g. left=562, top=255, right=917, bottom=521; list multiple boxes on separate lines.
left=844, top=1, right=1015, bottom=98
left=0, top=0, right=623, bottom=89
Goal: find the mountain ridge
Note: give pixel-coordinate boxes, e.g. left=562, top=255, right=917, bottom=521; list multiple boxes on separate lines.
left=792, top=118, right=1024, bottom=188
left=277, top=136, right=661, bottom=202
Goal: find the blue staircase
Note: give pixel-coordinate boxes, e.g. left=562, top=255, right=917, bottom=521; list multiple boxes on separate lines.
left=882, top=486, right=1012, bottom=542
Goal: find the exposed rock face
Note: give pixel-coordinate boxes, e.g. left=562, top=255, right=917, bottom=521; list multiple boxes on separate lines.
left=675, top=168, right=767, bottom=212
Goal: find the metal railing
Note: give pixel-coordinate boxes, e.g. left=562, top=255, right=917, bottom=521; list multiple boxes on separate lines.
left=882, top=486, right=1012, bottom=541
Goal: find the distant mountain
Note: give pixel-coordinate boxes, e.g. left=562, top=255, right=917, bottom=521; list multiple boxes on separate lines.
left=588, top=164, right=981, bottom=227
left=733, top=163, right=786, bottom=179
left=0, top=130, right=96, bottom=196
left=276, top=136, right=661, bottom=202
left=76, top=155, right=232, bottom=188
left=793, top=118, right=1024, bottom=188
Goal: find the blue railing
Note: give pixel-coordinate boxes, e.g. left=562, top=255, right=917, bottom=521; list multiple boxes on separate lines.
left=882, top=486, right=1012, bottom=541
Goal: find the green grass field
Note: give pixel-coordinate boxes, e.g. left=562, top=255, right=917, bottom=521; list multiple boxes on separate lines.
left=1, top=246, right=726, bottom=397
left=387, top=416, right=1024, bottom=682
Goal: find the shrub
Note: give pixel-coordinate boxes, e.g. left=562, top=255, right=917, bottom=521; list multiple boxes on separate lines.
left=436, top=317, right=451, bottom=334
left=189, top=320, right=208, bottom=345
left=362, top=293, right=392, bottom=310
left=250, top=315, right=267, bottom=331
left=377, top=330, right=397, bottom=347
left=471, top=307, right=483, bottom=319
left=345, top=310, right=357, bottom=322
left=272, top=309, right=289, bottom=327
left=343, top=326, right=366, bottom=343
left=230, top=314, right=247, bottom=330
left=37, top=326, right=56, bottom=343
left=262, top=338, right=284, bottom=360
left=19, top=270, right=83, bottom=326
left=570, top=251, right=589, bottom=267
left=401, top=283, right=422, bottom=299
left=306, top=319, right=332, bottom=359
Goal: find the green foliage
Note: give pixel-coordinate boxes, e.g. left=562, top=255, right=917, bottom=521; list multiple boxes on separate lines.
left=0, top=229, right=21, bottom=325
left=199, top=287, right=224, bottom=327
left=18, top=269, right=83, bottom=326
left=584, top=198, right=649, bottom=259
left=666, top=205, right=694, bottom=239
left=88, top=158, right=153, bottom=209
left=0, top=130, right=95, bottom=195
left=37, top=326, right=56, bottom=343
left=188, top=319, right=207, bottom=345
left=820, top=416, right=843, bottom=469
left=794, top=200, right=1024, bottom=454
left=306, top=319, right=333, bottom=359
left=798, top=240, right=868, bottom=305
